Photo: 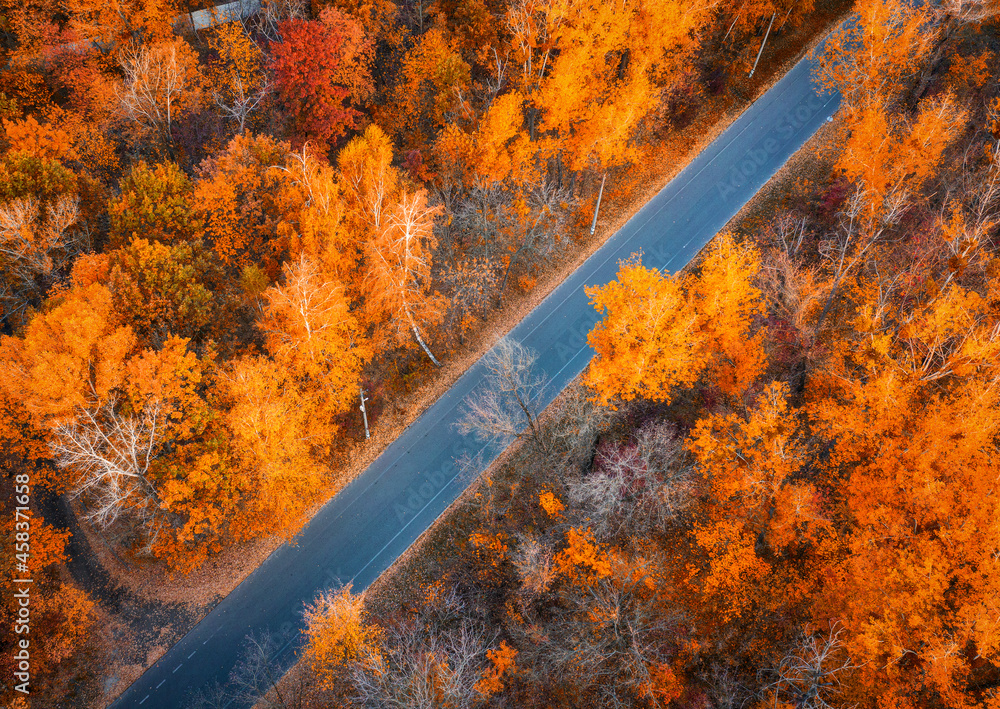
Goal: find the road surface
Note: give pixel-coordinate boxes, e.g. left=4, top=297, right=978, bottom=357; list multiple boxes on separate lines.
left=112, top=40, right=841, bottom=709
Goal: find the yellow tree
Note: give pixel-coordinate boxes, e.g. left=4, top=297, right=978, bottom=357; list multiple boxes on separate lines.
left=0, top=283, right=134, bottom=425
left=808, top=276, right=1000, bottom=706
left=834, top=93, right=967, bottom=221
left=279, top=147, right=359, bottom=282
left=220, top=355, right=337, bottom=539
left=586, top=235, right=766, bottom=405
left=506, top=0, right=709, bottom=172
left=687, top=233, right=768, bottom=397
left=260, top=254, right=371, bottom=412
left=819, top=0, right=934, bottom=113
left=339, top=125, right=446, bottom=364
left=809, top=92, right=967, bottom=332
left=337, top=124, right=398, bottom=234
left=585, top=256, right=700, bottom=405
left=303, top=584, right=383, bottom=691
left=365, top=190, right=445, bottom=365
left=205, top=22, right=270, bottom=135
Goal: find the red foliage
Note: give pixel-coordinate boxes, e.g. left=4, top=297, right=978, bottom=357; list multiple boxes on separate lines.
left=271, top=8, right=373, bottom=149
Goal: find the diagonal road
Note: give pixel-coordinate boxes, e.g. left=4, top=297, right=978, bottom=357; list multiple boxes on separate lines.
left=112, top=40, right=840, bottom=709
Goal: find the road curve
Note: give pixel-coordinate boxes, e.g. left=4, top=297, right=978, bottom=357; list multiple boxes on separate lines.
left=112, top=41, right=840, bottom=709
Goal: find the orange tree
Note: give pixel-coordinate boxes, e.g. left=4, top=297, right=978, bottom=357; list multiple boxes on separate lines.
left=586, top=234, right=767, bottom=406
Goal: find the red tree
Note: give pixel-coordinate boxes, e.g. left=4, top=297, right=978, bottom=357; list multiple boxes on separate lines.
left=272, top=8, right=373, bottom=149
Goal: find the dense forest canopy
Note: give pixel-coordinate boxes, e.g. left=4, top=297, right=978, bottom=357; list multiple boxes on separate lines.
left=1, top=0, right=998, bottom=705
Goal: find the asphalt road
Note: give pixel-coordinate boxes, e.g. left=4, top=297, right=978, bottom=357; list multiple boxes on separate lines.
left=112, top=42, right=841, bottom=709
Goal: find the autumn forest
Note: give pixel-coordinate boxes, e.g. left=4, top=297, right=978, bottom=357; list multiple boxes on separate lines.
left=1, top=0, right=999, bottom=705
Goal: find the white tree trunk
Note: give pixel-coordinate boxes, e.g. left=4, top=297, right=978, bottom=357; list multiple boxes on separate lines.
left=412, top=324, right=442, bottom=367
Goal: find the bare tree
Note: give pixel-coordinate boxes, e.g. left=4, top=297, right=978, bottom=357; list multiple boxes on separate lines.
left=229, top=631, right=300, bottom=709
left=50, top=397, right=167, bottom=549
left=440, top=257, right=500, bottom=345
left=185, top=682, right=229, bottom=709
left=701, top=665, right=753, bottom=709
left=456, top=338, right=547, bottom=450
left=547, top=383, right=613, bottom=465
left=213, top=75, right=271, bottom=135
left=187, top=629, right=308, bottom=709
left=258, top=0, right=308, bottom=42
left=446, top=181, right=575, bottom=306
left=512, top=533, right=556, bottom=598
left=116, top=40, right=198, bottom=146
left=0, top=193, right=82, bottom=321
left=567, top=421, right=694, bottom=540
left=814, top=184, right=908, bottom=331
left=762, top=624, right=856, bottom=709
left=0, top=195, right=80, bottom=276
left=530, top=559, right=681, bottom=709
left=351, top=621, right=492, bottom=709
left=759, top=250, right=825, bottom=336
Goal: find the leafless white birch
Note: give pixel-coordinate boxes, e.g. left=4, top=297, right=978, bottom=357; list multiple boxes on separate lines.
left=257, top=0, right=308, bottom=42
left=762, top=624, right=856, bottom=709
left=814, top=184, right=908, bottom=330
left=116, top=40, right=197, bottom=144
left=213, top=74, right=270, bottom=135
left=50, top=397, right=166, bottom=545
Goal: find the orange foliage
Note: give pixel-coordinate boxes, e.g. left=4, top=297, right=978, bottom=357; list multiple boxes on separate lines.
left=836, top=94, right=966, bottom=218
left=509, top=0, right=709, bottom=171
left=219, top=354, right=336, bottom=537
left=586, top=234, right=766, bottom=405
left=805, top=274, right=1000, bottom=704
left=538, top=490, right=564, bottom=517
left=64, top=0, right=179, bottom=45
left=474, top=641, right=518, bottom=697
left=0, top=282, right=135, bottom=424
left=554, top=527, right=611, bottom=583
left=31, top=583, right=97, bottom=668
left=205, top=22, right=268, bottom=134
left=687, top=384, right=829, bottom=622
left=379, top=27, right=471, bottom=150
left=304, top=584, right=382, bottom=690
left=2, top=115, right=76, bottom=162
left=469, top=531, right=510, bottom=569
left=193, top=133, right=290, bottom=272
left=108, top=238, right=216, bottom=344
